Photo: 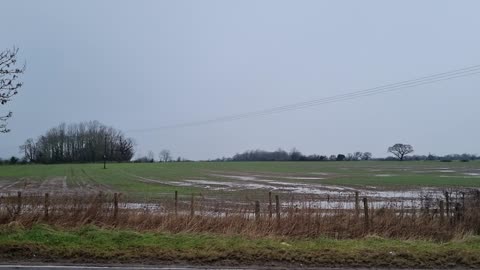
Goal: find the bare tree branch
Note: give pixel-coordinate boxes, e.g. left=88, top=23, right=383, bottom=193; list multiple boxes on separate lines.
left=0, top=47, right=25, bottom=133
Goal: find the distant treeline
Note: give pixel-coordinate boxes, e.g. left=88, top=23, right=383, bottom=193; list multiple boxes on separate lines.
left=211, top=149, right=479, bottom=162
left=387, top=153, right=479, bottom=162
left=213, top=149, right=373, bottom=162
left=18, top=121, right=135, bottom=164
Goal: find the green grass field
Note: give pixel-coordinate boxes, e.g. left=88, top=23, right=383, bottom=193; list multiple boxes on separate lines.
left=0, top=161, right=479, bottom=197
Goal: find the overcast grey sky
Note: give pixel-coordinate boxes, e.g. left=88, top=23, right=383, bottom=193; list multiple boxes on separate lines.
left=1, top=1, right=480, bottom=160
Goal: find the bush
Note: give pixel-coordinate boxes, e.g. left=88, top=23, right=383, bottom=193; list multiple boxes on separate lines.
left=9, top=156, right=19, bottom=165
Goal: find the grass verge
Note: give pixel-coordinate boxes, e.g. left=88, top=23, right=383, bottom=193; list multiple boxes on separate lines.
left=1, top=224, right=480, bottom=268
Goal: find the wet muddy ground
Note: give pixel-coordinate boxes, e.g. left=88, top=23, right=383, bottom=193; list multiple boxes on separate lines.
left=1, top=163, right=478, bottom=211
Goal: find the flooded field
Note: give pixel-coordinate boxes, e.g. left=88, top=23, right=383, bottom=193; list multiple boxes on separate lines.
left=0, top=162, right=478, bottom=244
left=1, top=161, right=479, bottom=210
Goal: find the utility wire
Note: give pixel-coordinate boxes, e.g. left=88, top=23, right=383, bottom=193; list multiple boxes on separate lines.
left=127, top=65, right=480, bottom=133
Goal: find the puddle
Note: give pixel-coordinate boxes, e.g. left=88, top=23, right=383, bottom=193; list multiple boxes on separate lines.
left=169, top=178, right=440, bottom=202
left=123, top=203, right=162, bottom=210
left=440, top=175, right=480, bottom=178
left=366, top=189, right=440, bottom=199
left=283, top=200, right=421, bottom=210
left=176, top=180, right=279, bottom=191
left=310, top=172, right=330, bottom=176
left=281, top=177, right=325, bottom=180
left=186, top=180, right=232, bottom=186
left=415, top=170, right=456, bottom=173
left=211, top=174, right=257, bottom=181
left=270, top=181, right=353, bottom=191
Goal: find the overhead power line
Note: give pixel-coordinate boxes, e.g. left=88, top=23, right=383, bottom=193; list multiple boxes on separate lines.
left=127, top=64, right=480, bottom=133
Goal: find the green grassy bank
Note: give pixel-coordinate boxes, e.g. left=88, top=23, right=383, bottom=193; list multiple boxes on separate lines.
left=1, top=225, right=480, bottom=268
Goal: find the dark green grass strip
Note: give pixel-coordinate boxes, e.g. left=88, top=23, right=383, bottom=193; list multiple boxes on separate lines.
left=1, top=225, right=480, bottom=268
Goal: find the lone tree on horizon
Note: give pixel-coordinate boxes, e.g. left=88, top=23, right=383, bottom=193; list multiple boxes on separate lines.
left=159, top=149, right=172, bottom=162
left=388, top=143, right=414, bottom=161
left=0, top=47, right=25, bottom=133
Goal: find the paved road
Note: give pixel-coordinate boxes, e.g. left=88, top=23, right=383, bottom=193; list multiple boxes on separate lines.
left=0, top=265, right=448, bottom=270
left=0, top=266, right=338, bottom=270
left=0, top=266, right=222, bottom=270
left=0, top=266, right=216, bottom=270
left=0, top=266, right=324, bottom=270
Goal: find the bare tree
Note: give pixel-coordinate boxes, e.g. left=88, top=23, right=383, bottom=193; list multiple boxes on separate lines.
left=353, top=152, right=363, bottom=161
left=147, top=151, right=155, bottom=162
left=361, top=152, right=372, bottom=160
left=388, top=144, right=414, bottom=161
left=117, top=137, right=135, bottom=161
left=159, top=149, right=172, bottom=162
left=1, top=47, right=25, bottom=133
left=19, top=138, right=37, bottom=162
left=19, top=121, right=135, bottom=163
left=289, top=147, right=302, bottom=161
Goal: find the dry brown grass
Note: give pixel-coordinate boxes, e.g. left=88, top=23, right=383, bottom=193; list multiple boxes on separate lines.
left=1, top=190, right=480, bottom=240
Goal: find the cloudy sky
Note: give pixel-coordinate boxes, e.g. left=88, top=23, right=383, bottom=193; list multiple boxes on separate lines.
left=1, top=1, right=480, bottom=160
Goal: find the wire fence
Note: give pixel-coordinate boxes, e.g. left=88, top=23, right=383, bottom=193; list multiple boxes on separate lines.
left=1, top=189, right=479, bottom=239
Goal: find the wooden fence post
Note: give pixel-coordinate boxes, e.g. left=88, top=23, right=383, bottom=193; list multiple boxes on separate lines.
left=255, top=200, right=260, bottom=220
left=275, top=195, right=280, bottom=221
left=113, top=193, right=118, bottom=220
left=44, top=193, right=49, bottom=220
left=363, top=197, right=369, bottom=231
left=268, top=192, right=273, bottom=219
left=439, top=200, right=445, bottom=224
left=476, top=190, right=480, bottom=207
left=289, top=194, right=295, bottom=217
left=16, top=191, right=22, bottom=216
left=455, top=202, right=462, bottom=223
left=355, top=191, right=360, bottom=218
left=190, top=193, right=195, bottom=217
left=445, top=191, right=450, bottom=219
left=174, top=191, right=178, bottom=216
